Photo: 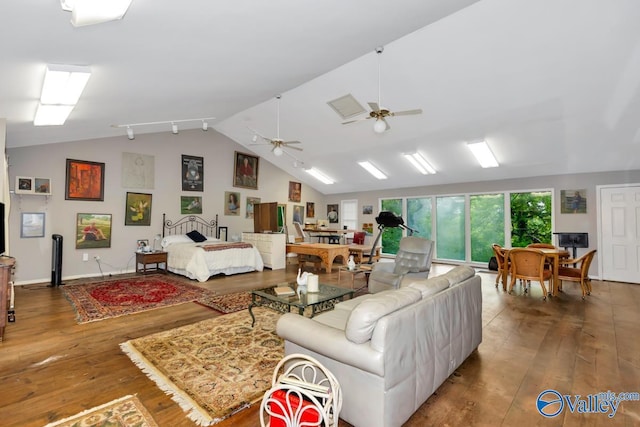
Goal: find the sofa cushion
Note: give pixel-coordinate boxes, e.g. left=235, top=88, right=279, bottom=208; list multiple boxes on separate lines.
left=345, top=288, right=421, bottom=344
left=443, top=265, right=476, bottom=286
left=334, top=294, right=375, bottom=312
left=313, top=308, right=351, bottom=330
left=407, top=276, right=450, bottom=298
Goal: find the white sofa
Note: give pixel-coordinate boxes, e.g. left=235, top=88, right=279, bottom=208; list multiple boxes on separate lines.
left=276, top=266, right=482, bottom=427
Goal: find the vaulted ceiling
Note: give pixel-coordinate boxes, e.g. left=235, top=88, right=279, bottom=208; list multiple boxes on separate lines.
left=2, top=0, right=640, bottom=194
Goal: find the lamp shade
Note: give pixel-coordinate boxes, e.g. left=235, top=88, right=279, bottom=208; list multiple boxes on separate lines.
left=373, top=119, right=387, bottom=133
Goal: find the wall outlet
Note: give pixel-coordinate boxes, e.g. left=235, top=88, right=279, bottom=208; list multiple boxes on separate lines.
left=82, top=253, right=89, bottom=262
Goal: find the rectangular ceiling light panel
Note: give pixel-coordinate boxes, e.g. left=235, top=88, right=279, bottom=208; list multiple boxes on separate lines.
left=404, top=152, right=436, bottom=175
left=34, top=104, right=75, bottom=126
left=467, top=140, right=499, bottom=168
left=305, top=168, right=334, bottom=185
left=40, top=64, right=91, bottom=105
left=358, top=161, right=387, bottom=180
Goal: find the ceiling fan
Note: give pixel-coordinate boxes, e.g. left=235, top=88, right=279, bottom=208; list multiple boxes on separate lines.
left=249, top=95, right=303, bottom=157
left=343, top=46, right=422, bottom=133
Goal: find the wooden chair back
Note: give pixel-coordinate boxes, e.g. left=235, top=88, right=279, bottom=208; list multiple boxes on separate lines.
left=558, top=249, right=597, bottom=297
left=508, top=248, right=552, bottom=299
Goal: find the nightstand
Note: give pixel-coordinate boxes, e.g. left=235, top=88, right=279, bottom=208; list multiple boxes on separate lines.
left=136, top=251, right=168, bottom=274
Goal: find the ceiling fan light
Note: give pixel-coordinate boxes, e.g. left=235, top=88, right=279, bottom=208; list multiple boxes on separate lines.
left=273, top=146, right=283, bottom=156
left=373, top=119, right=387, bottom=133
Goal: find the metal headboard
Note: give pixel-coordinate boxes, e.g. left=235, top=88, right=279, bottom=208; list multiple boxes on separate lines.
left=162, top=213, right=218, bottom=238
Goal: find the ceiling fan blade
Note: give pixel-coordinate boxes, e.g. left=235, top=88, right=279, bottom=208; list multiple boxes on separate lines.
left=282, top=140, right=302, bottom=145
left=368, top=102, right=380, bottom=112
left=342, top=117, right=370, bottom=125
left=392, top=108, right=423, bottom=116
left=287, top=146, right=303, bottom=151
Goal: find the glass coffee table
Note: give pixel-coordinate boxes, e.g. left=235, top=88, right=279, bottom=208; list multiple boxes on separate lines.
left=249, top=283, right=354, bottom=327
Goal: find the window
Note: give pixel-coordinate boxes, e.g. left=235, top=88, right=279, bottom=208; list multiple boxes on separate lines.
left=407, top=197, right=432, bottom=239
left=470, top=193, right=505, bottom=263
left=340, top=199, right=358, bottom=231
left=380, top=198, right=403, bottom=255
left=510, top=191, right=552, bottom=246
left=436, top=196, right=465, bottom=261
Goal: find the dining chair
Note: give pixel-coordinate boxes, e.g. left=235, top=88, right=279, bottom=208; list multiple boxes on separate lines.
left=557, top=249, right=597, bottom=298
left=491, top=244, right=509, bottom=288
left=352, top=231, right=366, bottom=245
left=508, top=248, right=552, bottom=299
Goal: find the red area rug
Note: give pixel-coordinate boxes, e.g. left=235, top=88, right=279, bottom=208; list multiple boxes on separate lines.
left=62, top=275, right=218, bottom=324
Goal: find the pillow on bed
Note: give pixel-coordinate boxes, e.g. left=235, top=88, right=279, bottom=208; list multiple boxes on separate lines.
left=186, top=230, right=207, bottom=242
left=161, top=235, right=192, bottom=248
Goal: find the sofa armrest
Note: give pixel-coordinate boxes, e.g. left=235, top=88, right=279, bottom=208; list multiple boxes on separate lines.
left=276, top=313, right=385, bottom=377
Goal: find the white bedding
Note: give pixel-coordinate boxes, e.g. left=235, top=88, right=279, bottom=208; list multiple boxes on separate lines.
left=164, top=240, right=264, bottom=282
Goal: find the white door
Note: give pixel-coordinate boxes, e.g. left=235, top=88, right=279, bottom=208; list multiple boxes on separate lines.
left=600, top=185, right=640, bottom=283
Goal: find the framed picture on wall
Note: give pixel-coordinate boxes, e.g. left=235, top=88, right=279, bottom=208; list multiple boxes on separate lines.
left=233, top=151, right=259, bottom=189
left=65, top=159, right=105, bottom=201
left=34, top=178, right=51, bottom=195
left=76, top=213, right=112, bottom=249
left=306, top=202, right=315, bottom=218
left=125, top=192, right=152, bottom=226
left=225, top=191, right=240, bottom=216
left=181, top=196, right=202, bottom=214
left=246, top=197, right=260, bottom=219
left=15, top=176, right=34, bottom=194
left=560, top=189, right=587, bottom=214
left=293, top=205, right=304, bottom=224
left=20, top=212, right=45, bottom=238
left=288, top=181, right=301, bottom=202
left=182, top=154, right=204, bottom=191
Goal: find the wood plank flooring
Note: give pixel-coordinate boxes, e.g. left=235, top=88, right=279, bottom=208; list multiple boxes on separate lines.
left=0, top=264, right=639, bottom=426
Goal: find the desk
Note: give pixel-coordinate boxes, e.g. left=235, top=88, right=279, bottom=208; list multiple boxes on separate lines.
left=286, top=243, right=350, bottom=273
left=304, top=228, right=356, bottom=244
left=501, top=247, right=569, bottom=296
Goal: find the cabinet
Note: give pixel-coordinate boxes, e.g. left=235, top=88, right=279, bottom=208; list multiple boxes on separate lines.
left=0, top=256, right=16, bottom=342
left=242, top=232, right=286, bottom=270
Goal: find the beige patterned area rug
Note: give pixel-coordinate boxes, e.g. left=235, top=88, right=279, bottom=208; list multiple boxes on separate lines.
left=44, top=394, right=158, bottom=427
left=197, top=291, right=252, bottom=314
left=120, top=307, right=283, bottom=426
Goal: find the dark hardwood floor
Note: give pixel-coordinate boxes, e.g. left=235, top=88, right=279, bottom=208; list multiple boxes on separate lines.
left=0, top=263, right=638, bottom=426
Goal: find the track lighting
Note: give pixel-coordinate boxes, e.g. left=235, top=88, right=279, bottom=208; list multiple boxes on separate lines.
left=112, top=117, right=214, bottom=140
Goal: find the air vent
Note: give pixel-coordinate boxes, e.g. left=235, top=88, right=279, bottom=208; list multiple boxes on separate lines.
left=327, top=94, right=366, bottom=120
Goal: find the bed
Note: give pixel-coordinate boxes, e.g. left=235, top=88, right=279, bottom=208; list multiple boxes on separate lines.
left=162, top=214, right=264, bottom=282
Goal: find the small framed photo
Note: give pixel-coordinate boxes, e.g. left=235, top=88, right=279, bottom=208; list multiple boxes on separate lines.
left=136, top=239, right=150, bottom=252
left=182, top=154, right=204, bottom=191
left=15, top=176, right=34, bottom=194
left=225, top=191, right=240, bottom=216
left=34, top=178, right=51, bottom=195
left=76, top=213, right=112, bottom=249
left=561, top=189, right=587, bottom=214
left=125, top=192, right=152, bottom=226
left=306, top=202, right=315, bottom=218
left=21, top=212, right=45, bottom=238
left=233, top=151, right=259, bottom=189
left=66, top=159, right=105, bottom=201
left=288, top=181, right=301, bottom=202
left=217, top=226, right=228, bottom=241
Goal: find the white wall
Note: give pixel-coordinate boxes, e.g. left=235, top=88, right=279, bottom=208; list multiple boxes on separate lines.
left=7, top=129, right=325, bottom=284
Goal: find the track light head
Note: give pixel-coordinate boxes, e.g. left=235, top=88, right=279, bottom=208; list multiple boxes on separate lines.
left=171, top=123, right=178, bottom=134
left=202, top=120, right=208, bottom=131
left=126, top=126, right=134, bottom=140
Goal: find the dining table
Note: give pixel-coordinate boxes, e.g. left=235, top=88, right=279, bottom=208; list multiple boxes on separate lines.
left=501, top=247, right=570, bottom=296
